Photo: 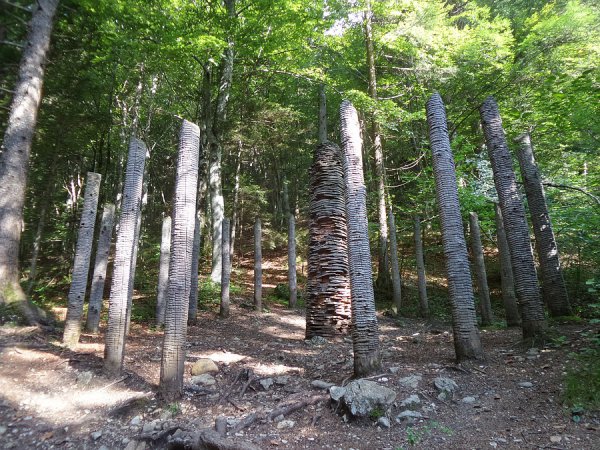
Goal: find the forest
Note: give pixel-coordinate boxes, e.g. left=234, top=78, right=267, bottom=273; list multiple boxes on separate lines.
left=0, top=0, right=599, bottom=449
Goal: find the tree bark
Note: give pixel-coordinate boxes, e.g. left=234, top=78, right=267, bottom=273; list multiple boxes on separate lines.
left=155, top=215, right=171, bottom=327
left=340, top=100, right=381, bottom=377
left=318, top=84, right=327, bottom=144
left=253, top=218, right=262, bottom=312
left=230, top=141, right=242, bottom=261
left=413, top=215, right=429, bottom=318
left=306, top=141, right=351, bottom=338
left=480, top=97, right=546, bottom=341
left=388, top=206, right=402, bottom=314
left=0, top=0, right=59, bottom=322
left=104, top=137, right=147, bottom=377
left=160, top=119, right=200, bottom=401
left=85, top=203, right=116, bottom=333
left=469, top=212, right=493, bottom=326
left=63, top=172, right=101, bottom=348
left=288, top=214, right=297, bottom=308
left=26, top=198, right=50, bottom=296
left=426, top=93, right=483, bottom=361
left=515, top=132, right=571, bottom=317
left=220, top=218, right=231, bottom=318
left=494, top=203, right=521, bottom=327
left=188, top=215, right=201, bottom=324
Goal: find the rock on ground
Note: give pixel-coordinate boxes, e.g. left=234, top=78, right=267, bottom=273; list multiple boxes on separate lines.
left=330, top=379, right=396, bottom=417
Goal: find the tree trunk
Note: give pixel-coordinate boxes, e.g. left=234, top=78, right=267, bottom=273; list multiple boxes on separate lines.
left=253, top=218, right=262, bottom=312
left=85, top=203, right=116, bottom=333
left=26, top=199, right=49, bottom=296
left=318, top=84, right=327, bottom=144
left=480, top=97, right=546, bottom=341
left=469, top=212, right=493, bottom=326
left=363, top=1, right=389, bottom=291
left=0, top=0, right=59, bottom=322
left=230, top=141, right=242, bottom=261
left=220, top=218, right=231, bottom=318
left=426, top=93, right=483, bottom=361
left=388, top=206, right=402, bottom=314
left=340, top=100, right=381, bottom=377
left=63, top=172, right=101, bottom=348
left=413, top=215, right=429, bottom=318
left=188, top=216, right=201, bottom=324
left=494, top=203, right=521, bottom=327
left=104, top=137, right=147, bottom=377
left=155, top=215, right=171, bottom=327
left=288, top=214, right=297, bottom=308
left=306, top=141, right=351, bottom=338
left=515, top=132, right=571, bottom=317
left=159, top=119, right=200, bottom=401
left=125, top=200, right=144, bottom=335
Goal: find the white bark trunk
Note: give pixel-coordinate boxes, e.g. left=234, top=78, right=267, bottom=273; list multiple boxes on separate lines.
left=155, top=215, right=171, bottom=327
left=220, top=218, right=231, bottom=318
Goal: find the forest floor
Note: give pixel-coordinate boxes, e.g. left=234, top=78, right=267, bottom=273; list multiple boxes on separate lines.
left=0, top=255, right=599, bottom=450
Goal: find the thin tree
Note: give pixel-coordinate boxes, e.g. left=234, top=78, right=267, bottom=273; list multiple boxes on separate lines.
left=254, top=218, right=262, bottom=312
left=230, top=141, right=243, bottom=261
left=188, top=216, right=201, bottom=324
left=426, top=93, right=483, bottom=360
left=104, top=137, right=147, bottom=376
left=62, top=172, right=101, bottom=348
left=469, top=212, right=493, bottom=326
left=413, top=215, right=429, bottom=318
left=0, top=0, right=60, bottom=322
left=515, top=132, right=571, bottom=317
left=306, top=141, right=351, bottom=338
left=480, top=97, right=546, bottom=340
left=494, top=203, right=521, bottom=327
left=388, top=206, right=402, bottom=314
left=155, top=215, right=171, bottom=327
left=220, top=218, right=231, bottom=318
left=288, top=213, right=298, bottom=308
left=159, top=119, right=200, bottom=401
left=340, top=100, right=381, bottom=376
left=85, top=203, right=116, bottom=333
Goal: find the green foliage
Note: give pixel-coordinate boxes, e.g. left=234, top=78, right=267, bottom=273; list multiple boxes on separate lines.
left=405, top=421, right=453, bottom=446
left=0, top=303, right=28, bottom=327
left=563, top=330, right=600, bottom=411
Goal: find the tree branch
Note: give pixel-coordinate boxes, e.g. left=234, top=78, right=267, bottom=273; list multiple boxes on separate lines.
left=542, top=182, right=600, bottom=207
left=0, top=40, right=25, bottom=48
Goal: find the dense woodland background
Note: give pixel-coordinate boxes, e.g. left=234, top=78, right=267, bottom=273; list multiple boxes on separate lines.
left=1, top=1, right=599, bottom=333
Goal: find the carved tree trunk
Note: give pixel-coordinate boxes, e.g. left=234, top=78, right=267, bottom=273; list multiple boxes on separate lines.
left=340, top=100, right=381, bottom=377
left=188, top=216, right=201, bottom=324
left=159, top=119, right=200, bottom=401
left=104, top=137, right=147, bottom=377
left=253, top=218, right=262, bottom=312
left=288, top=214, right=298, bottom=308
left=480, top=97, right=546, bottom=340
left=306, top=142, right=351, bottom=338
left=220, top=218, right=231, bottom=318
left=469, top=212, right=493, bottom=326
left=426, top=93, right=483, bottom=360
left=63, top=172, right=101, bottom=348
left=413, top=215, right=429, bottom=318
left=388, top=206, right=402, bottom=314
left=85, top=203, right=116, bottom=333
left=494, top=203, right=521, bottom=327
left=515, top=132, right=571, bottom=317
left=155, top=216, right=171, bottom=327
left=0, top=0, right=59, bottom=322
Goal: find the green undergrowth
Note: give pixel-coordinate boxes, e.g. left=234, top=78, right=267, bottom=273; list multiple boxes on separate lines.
left=563, top=328, right=600, bottom=412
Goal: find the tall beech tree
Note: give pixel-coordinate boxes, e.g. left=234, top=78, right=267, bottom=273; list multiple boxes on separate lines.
left=469, top=212, right=493, bottom=326
left=160, top=119, right=200, bottom=401
left=426, top=93, right=483, bottom=360
left=155, top=215, right=171, bottom=327
left=340, top=100, right=381, bottom=376
left=413, top=216, right=429, bottom=318
left=480, top=97, right=546, bottom=340
left=515, top=132, right=571, bottom=317
left=0, top=0, right=59, bottom=321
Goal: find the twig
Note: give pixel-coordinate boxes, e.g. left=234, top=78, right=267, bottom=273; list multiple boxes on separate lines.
left=239, top=371, right=255, bottom=398
left=96, top=374, right=129, bottom=392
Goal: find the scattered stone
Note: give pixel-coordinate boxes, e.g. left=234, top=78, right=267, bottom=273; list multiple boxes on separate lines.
left=331, top=379, right=396, bottom=417
left=396, top=410, right=423, bottom=421
left=76, top=371, right=93, bottom=385
left=526, top=348, right=539, bottom=356
left=400, top=394, right=421, bottom=407
left=462, top=396, right=477, bottom=404
left=191, top=359, right=219, bottom=375
left=259, top=378, right=274, bottom=390
left=389, top=367, right=401, bottom=374
left=490, top=441, right=498, bottom=448
left=274, top=376, right=289, bottom=385
left=273, top=415, right=285, bottom=422
left=434, top=377, right=458, bottom=400
left=496, top=438, right=508, bottom=444
left=130, top=415, right=142, bottom=426
left=311, top=380, right=334, bottom=390
left=330, top=386, right=346, bottom=402
left=377, top=417, right=391, bottom=428
left=90, top=431, right=102, bottom=441
left=398, top=375, right=422, bottom=389
left=98, top=446, right=109, bottom=450
left=550, top=436, right=562, bottom=443
left=518, top=382, right=533, bottom=388
left=142, top=422, right=155, bottom=434
left=191, top=374, right=216, bottom=386
left=276, top=420, right=295, bottom=429
left=378, top=377, right=389, bottom=382
left=0, top=426, right=6, bottom=435
left=306, top=336, right=328, bottom=346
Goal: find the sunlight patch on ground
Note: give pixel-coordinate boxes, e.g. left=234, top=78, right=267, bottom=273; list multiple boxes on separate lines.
left=192, top=351, right=248, bottom=364
left=245, top=360, right=304, bottom=376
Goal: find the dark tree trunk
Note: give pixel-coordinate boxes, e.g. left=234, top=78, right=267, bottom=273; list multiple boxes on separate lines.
left=253, top=218, right=262, bottom=312
left=413, top=216, right=429, bottom=318
left=426, top=93, right=483, bottom=361
left=480, top=97, right=546, bottom=341
left=288, top=214, right=297, bottom=308
left=515, top=132, right=571, bottom=317
left=469, top=212, right=493, bottom=326
left=388, top=206, right=402, bottom=314
left=188, top=216, right=201, bottom=324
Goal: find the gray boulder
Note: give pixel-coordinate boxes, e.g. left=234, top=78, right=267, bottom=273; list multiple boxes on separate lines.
left=433, top=377, right=458, bottom=400
left=330, top=379, right=396, bottom=417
